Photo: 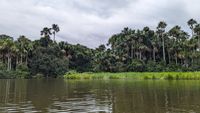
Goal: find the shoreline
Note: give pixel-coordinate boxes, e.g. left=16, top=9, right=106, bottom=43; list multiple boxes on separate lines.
left=64, top=72, right=200, bottom=80
left=1, top=71, right=200, bottom=80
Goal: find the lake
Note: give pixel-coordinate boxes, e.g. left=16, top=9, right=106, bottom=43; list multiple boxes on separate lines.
left=0, top=79, right=200, bottom=113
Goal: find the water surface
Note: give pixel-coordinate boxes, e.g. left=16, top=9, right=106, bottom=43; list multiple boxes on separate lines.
left=0, top=79, right=200, bottom=113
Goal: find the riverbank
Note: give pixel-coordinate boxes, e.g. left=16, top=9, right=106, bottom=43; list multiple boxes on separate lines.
left=64, top=72, right=200, bottom=80
left=0, top=70, right=29, bottom=79
left=1, top=71, right=200, bottom=80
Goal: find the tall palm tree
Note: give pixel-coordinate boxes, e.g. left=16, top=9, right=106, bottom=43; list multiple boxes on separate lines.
left=169, top=26, right=181, bottom=65
left=157, top=21, right=167, bottom=63
left=187, top=19, right=197, bottom=37
left=0, top=35, right=13, bottom=63
left=52, top=24, right=60, bottom=42
left=41, top=27, right=52, bottom=38
left=16, top=35, right=32, bottom=64
left=165, top=35, right=173, bottom=64
left=152, top=37, right=158, bottom=62
left=194, top=24, right=200, bottom=51
left=143, top=27, right=154, bottom=61
left=187, top=38, right=198, bottom=65
left=108, top=34, right=118, bottom=49
left=0, top=37, right=15, bottom=70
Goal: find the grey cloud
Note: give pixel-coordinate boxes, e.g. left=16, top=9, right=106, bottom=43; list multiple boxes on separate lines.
left=0, top=0, right=199, bottom=48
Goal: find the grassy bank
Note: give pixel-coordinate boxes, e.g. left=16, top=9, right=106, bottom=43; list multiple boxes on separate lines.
left=0, top=70, right=30, bottom=79
left=2, top=71, right=200, bottom=80
left=64, top=72, right=200, bottom=80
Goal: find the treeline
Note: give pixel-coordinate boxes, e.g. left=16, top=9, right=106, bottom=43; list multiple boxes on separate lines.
left=0, top=19, right=200, bottom=78
left=0, top=24, right=93, bottom=78
left=94, top=19, right=200, bottom=72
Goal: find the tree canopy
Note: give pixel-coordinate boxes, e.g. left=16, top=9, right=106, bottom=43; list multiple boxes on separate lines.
left=1, top=20, right=200, bottom=78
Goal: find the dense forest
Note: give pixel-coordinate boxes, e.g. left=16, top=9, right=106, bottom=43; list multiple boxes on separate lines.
left=1, top=19, right=200, bottom=78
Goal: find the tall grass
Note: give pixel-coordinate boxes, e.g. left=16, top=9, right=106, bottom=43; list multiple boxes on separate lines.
left=63, top=72, right=200, bottom=80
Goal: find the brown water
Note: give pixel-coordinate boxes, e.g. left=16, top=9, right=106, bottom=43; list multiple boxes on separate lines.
left=0, top=79, right=200, bottom=113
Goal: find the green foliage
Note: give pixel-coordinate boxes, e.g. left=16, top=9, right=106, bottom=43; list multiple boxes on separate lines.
left=62, top=72, right=200, bottom=80
left=0, top=62, right=6, bottom=70
left=109, top=75, right=121, bottom=79
left=128, top=59, right=145, bottom=72
left=0, top=70, right=29, bottom=79
left=142, top=72, right=200, bottom=80
left=28, top=45, right=68, bottom=78
left=67, top=44, right=93, bottom=72
left=33, top=73, right=45, bottom=79
left=16, top=64, right=29, bottom=72
left=2, top=20, right=200, bottom=79
left=64, top=71, right=81, bottom=79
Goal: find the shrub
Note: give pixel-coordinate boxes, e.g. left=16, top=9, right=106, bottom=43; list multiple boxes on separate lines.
left=0, top=70, right=30, bottom=79
left=0, top=62, right=6, bottom=70
left=92, top=75, right=104, bottom=79
left=16, top=64, right=29, bottom=72
left=109, top=75, right=121, bottom=79
left=144, top=75, right=151, bottom=79
left=164, top=74, right=174, bottom=80
left=145, top=61, right=157, bottom=72
left=64, top=74, right=81, bottom=79
left=28, top=46, right=68, bottom=78
left=33, top=73, right=45, bottom=79
left=128, top=59, right=145, bottom=72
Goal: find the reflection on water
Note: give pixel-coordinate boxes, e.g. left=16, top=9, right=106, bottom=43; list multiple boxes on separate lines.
left=0, top=79, right=200, bottom=113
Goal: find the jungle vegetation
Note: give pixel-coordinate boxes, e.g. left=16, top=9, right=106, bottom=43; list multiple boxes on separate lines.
left=1, top=19, right=200, bottom=78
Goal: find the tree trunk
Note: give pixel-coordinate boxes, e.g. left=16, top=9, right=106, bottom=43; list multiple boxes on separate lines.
left=168, top=50, right=170, bottom=64
left=16, top=56, right=19, bottom=65
left=175, top=54, right=178, bottom=65
left=131, top=45, right=133, bottom=59
left=54, top=33, right=56, bottom=43
left=9, top=57, right=12, bottom=70
left=20, top=54, right=23, bottom=64
left=67, top=57, right=69, bottom=70
left=153, top=48, right=156, bottom=62
left=136, top=51, right=139, bottom=59
left=25, top=55, right=28, bottom=65
left=192, top=30, right=194, bottom=38
left=191, top=58, right=193, bottom=66
left=162, top=36, right=166, bottom=63
left=7, top=54, right=11, bottom=71
left=139, top=51, right=142, bottom=60
left=7, top=56, right=9, bottom=70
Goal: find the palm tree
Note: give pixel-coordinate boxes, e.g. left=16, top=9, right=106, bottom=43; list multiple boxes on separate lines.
left=150, top=32, right=158, bottom=62
left=0, top=35, right=13, bottom=63
left=96, top=44, right=106, bottom=52
left=187, top=38, right=198, bottom=65
left=41, top=27, right=52, bottom=38
left=165, top=35, right=173, bottom=64
left=0, top=36, right=16, bottom=70
left=16, top=35, right=32, bottom=64
left=194, top=24, right=200, bottom=51
left=187, top=19, right=197, bottom=37
left=157, top=21, right=167, bottom=63
left=108, top=34, right=118, bottom=49
left=52, top=24, right=60, bottom=42
left=143, top=27, right=154, bottom=61
left=169, top=26, right=181, bottom=65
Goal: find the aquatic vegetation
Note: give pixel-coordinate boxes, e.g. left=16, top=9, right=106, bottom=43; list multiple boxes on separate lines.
left=63, top=72, right=200, bottom=80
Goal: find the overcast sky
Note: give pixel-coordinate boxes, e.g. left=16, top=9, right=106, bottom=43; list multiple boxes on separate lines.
left=0, top=0, right=200, bottom=48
